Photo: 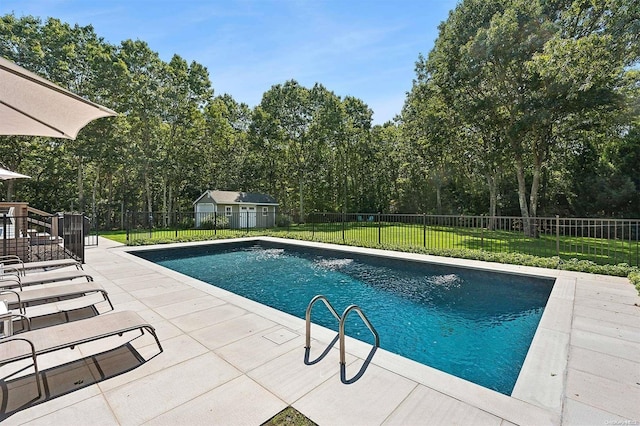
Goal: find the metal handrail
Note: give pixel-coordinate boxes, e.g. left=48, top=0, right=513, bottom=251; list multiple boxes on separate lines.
left=305, top=294, right=380, bottom=369
left=305, top=295, right=341, bottom=350
left=339, top=305, right=379, bottom=366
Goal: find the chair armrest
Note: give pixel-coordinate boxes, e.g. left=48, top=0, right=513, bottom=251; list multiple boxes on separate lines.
left=0, top=336, right=37, bottom=363
left=0, top=335, right=42, bottom=397
left=0, top=255, right=23, bottom=264
left=0, top=311, right=31, bottom=332
left=0, top=274, right=22, bottom=290
left=1, top=265, right=22, bottom=275
left=0, top=257, right=23, bottom=272
left=0, top=289, right=24, bottom=313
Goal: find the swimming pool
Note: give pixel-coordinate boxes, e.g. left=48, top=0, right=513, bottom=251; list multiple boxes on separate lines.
left=134, top=240, right=555, bottom=395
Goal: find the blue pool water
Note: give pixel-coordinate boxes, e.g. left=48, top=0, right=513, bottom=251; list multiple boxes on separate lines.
left=135, top=242, right=554, bottom=394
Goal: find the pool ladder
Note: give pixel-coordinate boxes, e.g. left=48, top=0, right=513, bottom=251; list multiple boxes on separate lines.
left=304, top=295, right=379, bottom=373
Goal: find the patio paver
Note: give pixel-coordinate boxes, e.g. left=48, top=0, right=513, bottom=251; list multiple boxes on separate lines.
left=1, top=236, right=639, bottom=425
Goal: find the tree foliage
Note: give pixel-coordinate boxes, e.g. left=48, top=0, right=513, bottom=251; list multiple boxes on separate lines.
left=0, top=8, right=638, bottom=228
left=405, top=0, right=639, bottom=229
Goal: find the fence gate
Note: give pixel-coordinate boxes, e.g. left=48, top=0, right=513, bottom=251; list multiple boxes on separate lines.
left=63, top=213, right=85, bottom=263
left=84, top=214, right=98, bottom=247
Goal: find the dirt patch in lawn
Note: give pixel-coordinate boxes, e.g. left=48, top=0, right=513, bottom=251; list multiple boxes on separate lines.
left=262, top=406, right=317, bottom=426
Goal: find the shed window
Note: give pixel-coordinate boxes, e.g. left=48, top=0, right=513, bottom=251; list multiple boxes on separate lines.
left=225, top=206, right=232, bottom=216
left=262, top=207, right=268, bottom=216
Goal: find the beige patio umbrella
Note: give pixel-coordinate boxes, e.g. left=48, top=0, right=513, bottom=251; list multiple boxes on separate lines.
left=0, top=166, right=30, bottom=180
left=0, top=56, right=117, bottom=139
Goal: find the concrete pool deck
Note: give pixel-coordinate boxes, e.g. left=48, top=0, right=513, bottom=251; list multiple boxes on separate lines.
left=1, top=236, right=638, bottom=425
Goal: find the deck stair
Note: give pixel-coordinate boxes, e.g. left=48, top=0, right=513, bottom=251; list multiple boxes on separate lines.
left=1, top=203, right=67, bottom=261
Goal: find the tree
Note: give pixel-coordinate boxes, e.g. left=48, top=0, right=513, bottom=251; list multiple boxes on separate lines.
left=250, top=80, right=316, bottom=218
left=425, top=0, right=639, bottom=234
left=341, top=96, right=374, bottom=212
left=402, top=77, right=459, bottom=214
left=115, top=39, right=167, bottom=214
left=203, top=94, right=252, bottom=193
left=306, top=85, right=345, bottom=212
left=160, top=55, right=212, bottom=219
left=38, top=18, right=119, bottom=212
left=370, top=123, right=404, bottom=213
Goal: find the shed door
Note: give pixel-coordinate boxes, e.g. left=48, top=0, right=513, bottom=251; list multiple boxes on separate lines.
left=240, top=206, right=256, bottom=228
left=196, top=203, right=215, bottom=227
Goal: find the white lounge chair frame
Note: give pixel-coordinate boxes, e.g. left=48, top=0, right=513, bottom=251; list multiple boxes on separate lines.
left=0, top=282, right=113, bottom=314
left=0, top=310, right=163, bottom=398
left=0, top=255, right=82, bottom=276
left=0, top=270, right=93, bottom=290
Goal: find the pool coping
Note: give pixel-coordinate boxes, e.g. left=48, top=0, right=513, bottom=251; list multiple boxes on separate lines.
left=122, top=236, right=572, bottom=425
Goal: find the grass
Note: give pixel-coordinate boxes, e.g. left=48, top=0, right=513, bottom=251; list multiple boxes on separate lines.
left=261, top=407, right=317, bottom=426
left=97, top=229, right=128, bottom=244
left=100, top=222, right=640, bottom=294
left=114, top=221, right=639, bottom=267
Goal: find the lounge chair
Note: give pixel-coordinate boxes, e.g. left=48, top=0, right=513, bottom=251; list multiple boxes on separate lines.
left=0, top=282, right=113, bottom=314
left=0, top=310, right=163, bottom=398
left=0, top=269, right=93, bottom=290
left=0, top=282, right=113, bottom=335
left=0, top=255, right=82, bottom=276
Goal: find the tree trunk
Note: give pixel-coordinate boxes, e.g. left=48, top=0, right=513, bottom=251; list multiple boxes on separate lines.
left=168, top=184, right=173, bottom=227
left=144, top=172, right=153, bottom=227
left=528, top=161, right=542, bottom=237
left=6, top=180, right=14, bottom=201
left=77, top=159, right=84, bottom=213
left=514, top=158, right=535, bottom=237
left=92, top=166, right=99, bottom=222
left=432, top=168, right=444, bottom=214
left=487, top=174, right=498, bottom=230
left=107, top=175, right=114, bottom=229
left=162, top=178, right=167, bottom=227
left=299, top=173, right=305, bottom=223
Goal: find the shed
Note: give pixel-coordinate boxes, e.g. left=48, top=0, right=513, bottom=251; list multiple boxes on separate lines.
left=193, top=190, right=278, bottom=229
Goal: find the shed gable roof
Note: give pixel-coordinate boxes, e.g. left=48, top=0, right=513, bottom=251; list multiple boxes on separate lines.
left=194, top=190, right=278, bottom=205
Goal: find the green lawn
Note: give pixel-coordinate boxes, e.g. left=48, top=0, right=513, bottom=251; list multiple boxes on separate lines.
left=102, top=221, right=639, bottom=267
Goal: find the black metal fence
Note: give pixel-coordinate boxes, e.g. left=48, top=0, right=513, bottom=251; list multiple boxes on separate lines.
left=120, top=211, right=640, bottom=267
left=124, top=210, right=276, bottom=242
left=1, top=212, right=87, bottom=263
left=84, top=215, right=99, bottom=247
left=304, top=213, right=640, bottom=266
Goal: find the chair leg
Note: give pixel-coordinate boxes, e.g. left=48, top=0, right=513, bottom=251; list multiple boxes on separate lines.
left=32, top=353, right=42, bottom=399
left=145, top=326, right=164, bottom=353
left=103, top=292, right=114, bottom=311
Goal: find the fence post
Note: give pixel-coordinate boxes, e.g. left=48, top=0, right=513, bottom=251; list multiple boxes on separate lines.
left=94, top=213, right=99, bottom=246
left=377, top=212, right=381, bottom=245
left=175, top=211, right=178, bottom=238
left=629, top=221, right=640, bottom=266
left=342, top=212, right=345, bottom=242
left=125, top=211, right=130, bottom=242
left=423, top=213, right=426, bottom=248
left=214, top=211, right=217, bottom=235
left=481, top=215, right=484, bottom=250
left=312, top=213, right=315, bottom=238
left=556, top=215, right=560, bottom=258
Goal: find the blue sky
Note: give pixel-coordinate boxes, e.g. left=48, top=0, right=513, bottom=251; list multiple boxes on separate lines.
left=1, top=0, right=458, bottom=124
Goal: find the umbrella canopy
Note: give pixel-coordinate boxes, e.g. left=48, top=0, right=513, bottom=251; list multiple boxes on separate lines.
left=0, top=56, right=117, bottom=139
left=0, top=166, right=30, bottom=180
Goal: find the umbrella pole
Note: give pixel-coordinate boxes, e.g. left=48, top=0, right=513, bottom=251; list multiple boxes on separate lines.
left=2, top=213, right=7, bottom=255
